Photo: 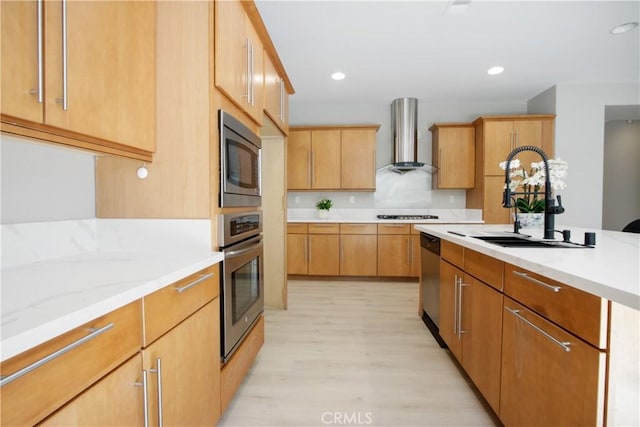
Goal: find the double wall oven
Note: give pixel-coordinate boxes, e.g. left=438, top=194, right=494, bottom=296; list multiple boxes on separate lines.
left=218, top=110, right=264, bottom=363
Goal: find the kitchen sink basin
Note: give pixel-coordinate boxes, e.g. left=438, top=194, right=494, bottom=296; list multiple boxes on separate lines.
left=472, top=235, right=591, bottom=248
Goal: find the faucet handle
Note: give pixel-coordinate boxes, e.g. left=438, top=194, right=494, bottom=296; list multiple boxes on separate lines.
left=553, top=195, right=565, bottom=214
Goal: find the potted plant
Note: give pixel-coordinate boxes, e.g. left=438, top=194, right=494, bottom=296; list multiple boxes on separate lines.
left=499, top=158, right=568, bottom=227
left=315, top=198, right=333, bottom=219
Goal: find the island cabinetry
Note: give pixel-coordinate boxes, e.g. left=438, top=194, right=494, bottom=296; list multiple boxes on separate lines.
left=439, top=244, right=504, bottom=414
left=429, top=123, right=475, bottom=189
left=287, top=223, right=309, bottom=275
left=264, top=52, right=289, bottom=134
left=1, top=0, right=156, bottom=160
left=378, top=224, right=419, bottom=277
left=340, top=224, right=377, bottom=276
left=215, top=0, right=264, bottom=125
left=140, top=265, right=221, bottom=426
left=467, top=115, right=555, bottom=223
left=287, top=125, right=378, bottom=191
left=1, top=301, right=141, bottom=426
left=308, top=223, right=340, bottom=276
left=500, top=297, right=606, bottom=426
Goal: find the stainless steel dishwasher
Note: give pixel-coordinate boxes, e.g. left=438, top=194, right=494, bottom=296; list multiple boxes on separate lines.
left=420, top=232, right=446, bottom=347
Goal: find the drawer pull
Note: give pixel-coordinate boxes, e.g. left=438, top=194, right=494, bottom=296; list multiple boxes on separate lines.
left=505, top=306, right=571, bottom=352
left=135, top=370, right=150, bottom=427
left=513, top=270, right=561, bottom=293
left=174, top=273, right=214, bottom=294
left=0, top=322, right=115, bottom=387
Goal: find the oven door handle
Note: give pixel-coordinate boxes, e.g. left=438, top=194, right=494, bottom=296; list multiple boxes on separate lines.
left=224, top=237, right=263, bottom=258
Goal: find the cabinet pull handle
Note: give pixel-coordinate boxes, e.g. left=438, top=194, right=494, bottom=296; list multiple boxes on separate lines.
left=149, top=358, right=163, bottom=427
left=135, top=370, right=150, bottom=427
left=513, top=270, right=561, bottom=292
left=174, top=272, right=214, bottom=294
left=505, top=306, right=571, bottom=352
left=384, top=224, right=406, bottom=228
left=310, top=151, right=315, bottom=187
left=31, top=0, right=44, bottom=103
left=249, top=42, right=254, bottom=106
left=0, top=323, right=114, bottom=387
left=304, top=236, right=309, bottom=263
left=453, top=275, right=459, bottom=335
left=457, top=278, right=467, bottom=338
left=406, top=238, right=411, bottom=265
left=55, top=0, right=69, bottom=110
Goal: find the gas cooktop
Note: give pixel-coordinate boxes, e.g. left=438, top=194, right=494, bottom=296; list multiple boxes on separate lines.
left=377, top=214, right=440, bottom=220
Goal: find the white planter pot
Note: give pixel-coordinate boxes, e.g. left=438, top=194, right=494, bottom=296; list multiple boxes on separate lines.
left=318, top=209, right=329, bottom=219
left=515, top=213, right=544, bottom=227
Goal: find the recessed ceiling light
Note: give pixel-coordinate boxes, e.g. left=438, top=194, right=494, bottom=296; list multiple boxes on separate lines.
left=610, top=22, right=639, bottom=34
left=487, top=66, right=504, bottom=75
left=331, top=72, right=346, bottom=81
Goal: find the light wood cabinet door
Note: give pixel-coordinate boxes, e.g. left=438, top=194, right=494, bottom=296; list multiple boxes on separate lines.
left=377, top=235, right=412, bottom=277
left=1, top=1, right=155, bottom=156
left=264, top=54, right=283, bottom=128
left=1, top=1, right=43, bottom=123
left=483, top=175, right=512, bottom=225
left=287, top=233, right=308, bottom=275
left=340, top=234, right=377, bottom=276
left=439, top=259, right=462, bottom=361
left=142, top=301, right=221, bottom=427
left=287, top=130, right=311, bottom=189
left=214, top=0, right=246, bottom=109
left=341, top=128, right=376, bottom=190
left=311, top=129, right=342, bottom=189
left=483, top=120, right=515, bottom=176
left=38, top=355, right=144, bottom=427
left=500, top=297, right=606, bottom=427
left=460, top=274, right=503, bottom=414
left=245, top=15, right=264, bottom=125
left=308, top=234, right=339, bottom=275
left=430, top=123, right=475, bottom=189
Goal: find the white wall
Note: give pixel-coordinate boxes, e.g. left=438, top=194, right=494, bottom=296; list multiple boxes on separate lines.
left=602, top=120, right=640, bottom=231
left=550, top=82, right=640, bottom=228
left=289, top=99, right=527, bottom=209
left=1, top=135, right=96, bottom=224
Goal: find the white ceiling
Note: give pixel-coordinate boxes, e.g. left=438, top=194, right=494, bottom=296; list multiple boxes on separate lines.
left=255, top=0, right=640, bottom=107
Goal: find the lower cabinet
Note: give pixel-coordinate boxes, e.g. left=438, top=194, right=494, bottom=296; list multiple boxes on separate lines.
left=500, top=297, right=606, bottom=426
left=308, top=234, right=340, bottom=276
left=377, top=223, right=420, bottom=277
left=340, top=224, right=377, bottom=276
left=141, top=300, right=220, bottom=426
left=38, top=355, right=144, bottom=426
left=439, top=259, right=503, bottom=413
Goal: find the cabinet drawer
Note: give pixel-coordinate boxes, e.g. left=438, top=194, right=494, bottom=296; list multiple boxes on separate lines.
left=464, top=249, right=503, bottom=291
left=504, top=264, right=608, bottom=349
left=308, top=223, right=340, bottom=234
left=142, top=264, right=219, bottom=346
left=287, top=223, right=308, bottom=234
left=0, top=301, right=141, bottom=426
left=377, top=223, right=410, bottom=234
left=340, top=223, right=377, bottom=234
left=441, top=240, right=464, bottom=269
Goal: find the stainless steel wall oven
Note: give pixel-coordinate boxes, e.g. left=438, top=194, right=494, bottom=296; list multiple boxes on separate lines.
left=219, top=110, right=261, bottom=207
left=219, top=211, right=264, bottom=362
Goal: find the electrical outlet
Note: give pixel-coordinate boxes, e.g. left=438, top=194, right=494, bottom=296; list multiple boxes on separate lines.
left=449, top=195, right=455, bottom=203
left=294, top=196, right=301, bottom=204
left=349, top=195, right=356, bottom=204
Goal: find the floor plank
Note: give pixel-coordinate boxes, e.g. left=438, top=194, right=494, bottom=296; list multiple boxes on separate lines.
left=218, top=279, right=499, bottom=426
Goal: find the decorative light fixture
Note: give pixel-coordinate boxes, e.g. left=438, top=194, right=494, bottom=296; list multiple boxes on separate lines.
left=136, top=163, right=149, bottom=179
left=610, top=22, right=639, bottom=34
left=487, top=66, right=504, bottom=75
left=331, top=72, right=346, bottom=81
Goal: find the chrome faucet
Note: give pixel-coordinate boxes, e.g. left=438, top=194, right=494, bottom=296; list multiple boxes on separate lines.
left=502, top=145, right=565, bottom=239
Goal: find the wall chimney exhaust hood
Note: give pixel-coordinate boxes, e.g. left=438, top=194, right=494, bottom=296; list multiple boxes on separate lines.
left=389, top=97, right=432, bottom=174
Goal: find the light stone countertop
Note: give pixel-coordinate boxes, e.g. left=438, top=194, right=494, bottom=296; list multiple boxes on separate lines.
left=1, top=219, right=223, bottom=362
left=287, top=208, right=484, bottom=224
left=416, top=223, right=640, bottom=311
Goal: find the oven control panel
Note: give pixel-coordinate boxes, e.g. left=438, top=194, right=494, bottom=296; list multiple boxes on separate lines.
left=219, top=211, right=262, bottom=248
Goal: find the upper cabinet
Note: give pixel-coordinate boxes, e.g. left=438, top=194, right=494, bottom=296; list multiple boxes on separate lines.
left=215, top=0, right=264, bottom=126
left=429, top=123, right=475, bottom=189
left=1, top=0, right=156, bottom=160
left=467, top=115, right=555, bottom=224
left=287, top=125, right=378, bottom=191
left=264, top=53, right=289, bottom=134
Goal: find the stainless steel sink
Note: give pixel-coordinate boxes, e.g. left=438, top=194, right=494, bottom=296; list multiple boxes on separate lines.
left=471, top=235, right=591, bottom=248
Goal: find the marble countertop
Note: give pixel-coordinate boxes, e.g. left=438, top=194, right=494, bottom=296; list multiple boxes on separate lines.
left=287, top=208, right=484, bottom=224
left=1, top=219, right=223, bottom=362
left=416, top=224, right=640, bottom=311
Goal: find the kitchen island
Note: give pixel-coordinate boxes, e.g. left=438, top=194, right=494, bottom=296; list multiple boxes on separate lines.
left=415, top=223, right=639, bottom=427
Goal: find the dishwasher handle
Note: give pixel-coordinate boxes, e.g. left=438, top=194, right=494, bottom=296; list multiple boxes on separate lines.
left=420, top=233, right=441, bottom=256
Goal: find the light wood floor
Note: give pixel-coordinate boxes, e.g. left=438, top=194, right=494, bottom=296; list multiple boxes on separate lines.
left=218, top=279, right=500, bottom=427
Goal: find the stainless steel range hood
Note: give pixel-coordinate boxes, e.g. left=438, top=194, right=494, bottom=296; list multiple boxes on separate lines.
left=390, top=97, right=425, bottom=173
